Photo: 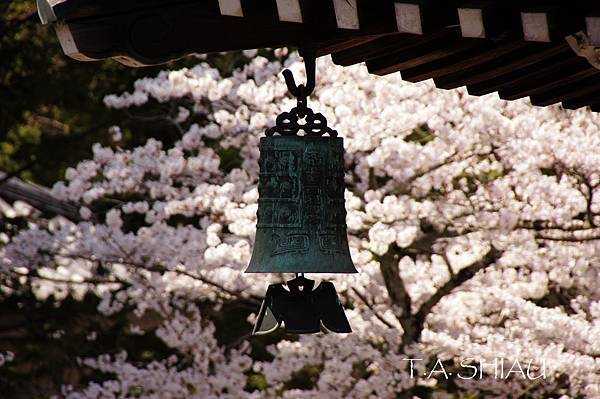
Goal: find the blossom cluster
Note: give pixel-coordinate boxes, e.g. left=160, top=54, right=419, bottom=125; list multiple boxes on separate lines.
left=2, top=52, right=600, bottom=398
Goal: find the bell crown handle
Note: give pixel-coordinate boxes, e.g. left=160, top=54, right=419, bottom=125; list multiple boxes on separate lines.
left=282, top=48, right=316, bottom=101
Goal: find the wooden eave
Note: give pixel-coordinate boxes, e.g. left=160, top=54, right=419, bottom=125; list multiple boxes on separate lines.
left=40, top=0, right=600, bottom=110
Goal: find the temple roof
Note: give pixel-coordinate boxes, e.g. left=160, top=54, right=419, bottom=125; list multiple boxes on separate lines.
left=40, top=0, right=600, bottom=110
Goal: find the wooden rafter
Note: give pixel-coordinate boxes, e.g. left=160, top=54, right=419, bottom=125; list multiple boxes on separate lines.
left=39, top=0, right=600, bottom=110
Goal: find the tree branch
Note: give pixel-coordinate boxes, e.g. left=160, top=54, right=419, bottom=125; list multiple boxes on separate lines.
left=378, top=246, right=419, bottom=346
left=535, top=234, right=600, bottom=242
left=439, top=252, right=455, bottom=278
left=414, top=247, right=503, bottom=335
left=146, top=263, right=262, bottom=305
left=11, top=270, right=121, bottom=286
left=581, top=178, right=596, bottom=228
left=406, top=151, right=459, bottom=185
left=37, top=250, right=261, bottom=306
left=0, top=172, right=83, bottom=222
left=351, top=287, right=395, bottom=329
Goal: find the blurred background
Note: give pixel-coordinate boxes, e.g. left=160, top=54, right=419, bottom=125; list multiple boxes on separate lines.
left=0, top=0, right=257, bottom=187
left=0, top=2, right=263, bottom=396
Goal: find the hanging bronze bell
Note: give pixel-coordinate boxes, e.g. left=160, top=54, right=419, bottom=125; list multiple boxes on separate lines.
left=246, top=50, right=356, bottom=335
left=246, top=134, right=357, bottom=274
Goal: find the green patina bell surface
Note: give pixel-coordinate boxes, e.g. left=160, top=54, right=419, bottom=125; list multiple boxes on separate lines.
left=246, top=135, right=357, bottom=274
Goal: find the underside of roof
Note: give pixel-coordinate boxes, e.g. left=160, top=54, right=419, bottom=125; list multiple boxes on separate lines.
left=40, top=0, right=600, bottom=110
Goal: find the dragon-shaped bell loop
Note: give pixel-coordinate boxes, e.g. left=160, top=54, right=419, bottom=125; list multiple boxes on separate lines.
left=265, top=48, right=338, bottom=137
left=282, top=48, right=316, bottom=116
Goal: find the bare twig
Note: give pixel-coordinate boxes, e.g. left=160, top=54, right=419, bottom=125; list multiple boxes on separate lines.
left=351, top=287, right=395, bottom=329
left=535, top=234, right=600, bottom=242
left=38, top=250, right=261, bottom=305
left=147, top=263, right=262, bottom=305
left=439, top=252, right=455, bottom=277
left=11, top=270, right=121, bottom=286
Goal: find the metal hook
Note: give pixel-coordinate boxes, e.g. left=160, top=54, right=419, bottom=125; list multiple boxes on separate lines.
left=282, top=48, right=316, bottom=101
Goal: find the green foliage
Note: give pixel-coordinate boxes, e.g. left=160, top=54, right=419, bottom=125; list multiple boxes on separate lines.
left=283, top=364, right=324, bottom=391
left=218, top=146, right=244, bottom=174
left=404, top=123, right=435, bottom=146
left=1, top=1, right=157, bottom=184
left=246, top=372, right=269, bottom=392
left=368, top=167, right=392, bottom=190
left=351, top=360, right=375, bottom=380
left=453, top=169, right=504, bottom=194
left=0, top=0, right=254, bottom=187
left=0, top=3, right=386, bottom=399
left=128, top=386, right=145, bottom=396
left=0, top=293, right=177, bottom=398
left=540, top=167, right=557, bottom=177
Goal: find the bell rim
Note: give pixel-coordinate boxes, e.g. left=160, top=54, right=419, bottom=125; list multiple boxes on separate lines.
left=260, top=135, right=343, bottom=142
left=244, top=270, right=359, bottom=274
left=244, top=265, right=359, bottom=274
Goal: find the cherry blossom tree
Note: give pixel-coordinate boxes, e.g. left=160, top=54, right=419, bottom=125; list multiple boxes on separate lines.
left=2, top=51, right=600, bottom=398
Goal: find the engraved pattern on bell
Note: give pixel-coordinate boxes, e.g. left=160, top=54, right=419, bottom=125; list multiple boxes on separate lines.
left=246, top=135, right=358, bottom=274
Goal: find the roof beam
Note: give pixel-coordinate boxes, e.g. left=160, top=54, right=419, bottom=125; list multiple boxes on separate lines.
left=563, top=93, right=600, bottom=109
left=530, top=75, right=600, bottom=107
left=401, top=36, right=528, bottom=83
left=437, top=43, right=567, bottom=90
left=499, top=57, right=595, bottom=101
left=366, top=28, right=475, bottom=76
left=586, top=16, right=600, bottom=46
left=355, top=0, right=398, bottom=35
left=332, top=32, right=437, bottom=66
left=521, top=10, right=551, bottom=42
left=332, top=0, right=360, bottom=30
left=219, top=0, right=243, bottom=17
left=275, top=0, right=304, bottom=23
left=457, top=1, right=521, bottom=39
left=296, top=0, right=362, bottom=40
left=521, top=6, right=583, bottom=43
left=465, top=44, right=571, bottom=95
left=394, top=0, right=456, bottom=35
left=317, top=35, right=384, bottom=57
